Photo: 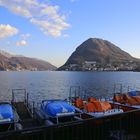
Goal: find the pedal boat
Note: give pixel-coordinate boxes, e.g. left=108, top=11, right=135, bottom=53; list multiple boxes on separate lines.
left=72, top=97, right=123, bottom=118
left=112, top=90, right=140, bottom=109
left=36, top=100, right=82, bottom=125
left=0, top=102, right=19, bottom=131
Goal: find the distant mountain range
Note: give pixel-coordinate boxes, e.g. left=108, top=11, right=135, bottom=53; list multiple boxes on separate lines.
left=59, top=38, right=140, bottom=71
left=0, top=50, right=56, bottom=71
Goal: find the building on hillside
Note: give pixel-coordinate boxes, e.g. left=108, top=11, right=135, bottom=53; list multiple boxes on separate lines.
left=82, top=61, right=97, bottom=70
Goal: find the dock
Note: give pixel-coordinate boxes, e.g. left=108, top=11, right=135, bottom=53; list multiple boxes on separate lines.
left=13, top=102, right=31, bottom=120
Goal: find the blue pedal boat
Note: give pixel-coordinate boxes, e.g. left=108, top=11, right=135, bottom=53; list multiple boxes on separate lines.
left=0, top=102, right=19, bottom=131
left=39, top=100, right=81, bottom=124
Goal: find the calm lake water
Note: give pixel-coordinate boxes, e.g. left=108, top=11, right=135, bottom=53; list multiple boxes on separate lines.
left=0, top=71, right=140, bottom=103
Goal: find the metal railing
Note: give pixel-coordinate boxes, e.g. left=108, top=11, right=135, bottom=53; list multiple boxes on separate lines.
left=0, top=108, right=140, bottom=140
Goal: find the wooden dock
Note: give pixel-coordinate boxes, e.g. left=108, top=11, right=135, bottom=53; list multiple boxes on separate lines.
left=13, top=102, right=31, bottom=120
left=13, top=102, right=41, bottom=129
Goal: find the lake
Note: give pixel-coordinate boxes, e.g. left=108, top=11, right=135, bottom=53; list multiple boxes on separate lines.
left=0, top=71, right=140, bottom=103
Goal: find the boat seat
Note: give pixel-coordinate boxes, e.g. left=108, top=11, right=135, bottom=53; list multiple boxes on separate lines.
left=91, top=101, right=112, bottom=112
left=123, top=94, right=139, bottom=105
left=85, top=103, right=96, bottom=113
left=92, top=101, right=104, bottom=112
left=100, top=102, right=111, bottom=111
left=75, top=98, right=84, bottom=109
left=132, top=96, right=140, bottom=104
left=113, top=94, right=125, bottom=104
left=88, top=97, right=97, bottom=103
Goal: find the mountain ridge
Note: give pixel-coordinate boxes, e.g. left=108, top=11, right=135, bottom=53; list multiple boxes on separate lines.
left=0, top=50, right=56, bottom=71
left=59, top=38, right=140, bottom=71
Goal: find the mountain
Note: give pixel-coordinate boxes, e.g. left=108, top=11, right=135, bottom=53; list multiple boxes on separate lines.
left=0, top=50, right=56, bottom=71
left=59, top=38, right=140, bottom=71
left=0, top=50, right=14, bottom=58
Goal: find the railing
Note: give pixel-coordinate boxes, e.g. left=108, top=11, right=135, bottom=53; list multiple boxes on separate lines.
left=12, top=89, right=27, bottom=103
left=11, top=89, right=35, bottom=117
left=0, top=108, right=140, bottom=140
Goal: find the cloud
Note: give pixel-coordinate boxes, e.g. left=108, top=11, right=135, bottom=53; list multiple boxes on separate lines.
left=0, top=24, right=18, bottom=38
left=21, top=33, right=31, bottom=39
left=16, top=40, right=27, bottom=46
left=10, top=6, right=32, bottom=18
left=0, top=0, right=70, bottom=37
left=30, top=18, right=69, bottom=37
left=16, top=33, right=30, bottom=46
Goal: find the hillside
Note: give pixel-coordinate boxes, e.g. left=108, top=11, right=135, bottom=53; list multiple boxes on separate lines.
left=0, top=50, right=56, bottom=71
left=59, top=38, right=140, bottom=71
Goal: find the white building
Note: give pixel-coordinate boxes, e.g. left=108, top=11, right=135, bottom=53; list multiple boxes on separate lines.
left=84, top=61, right=96, bottom=66
left=82, top=61, right=97, bottom=70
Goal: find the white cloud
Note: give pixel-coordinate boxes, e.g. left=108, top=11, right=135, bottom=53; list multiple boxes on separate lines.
left=30, top=18, right=69, bottom=37
left=16, top=40, right=27, bottom=46
left=0, top=0, right=70, bottom=37
left=10, top=6, right=32, bottom=18
left=21, top=33, right=31, bottom=39
left=0, top=24, right=18, bottom=38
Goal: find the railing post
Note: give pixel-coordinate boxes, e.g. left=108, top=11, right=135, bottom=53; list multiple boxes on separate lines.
left=32, top=101, right=35, bottom=117
left=27, top=93, right=29, bottom=107
left=24, top=89, right=27, bottom=104
left=12, top=89, right=14, bottom=103
left=120, top=84, right=123, bottom=94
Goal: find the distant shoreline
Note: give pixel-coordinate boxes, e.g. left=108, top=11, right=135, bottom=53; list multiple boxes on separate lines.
left=0, top=70, right=140, bottom=72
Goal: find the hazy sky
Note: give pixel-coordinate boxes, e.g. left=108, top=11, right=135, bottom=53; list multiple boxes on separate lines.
left=0, top=0, right=140, bottom=67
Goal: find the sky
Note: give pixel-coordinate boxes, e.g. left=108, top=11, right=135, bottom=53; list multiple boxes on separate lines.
left=0, top=0, right=140, bottom=67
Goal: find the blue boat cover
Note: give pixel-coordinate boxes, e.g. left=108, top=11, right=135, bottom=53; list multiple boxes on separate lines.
left=128, top=91, right=137, bottom=96
left=41, top=101, right=75, bottom=117
left=0, top=104, right=14, bottom=121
